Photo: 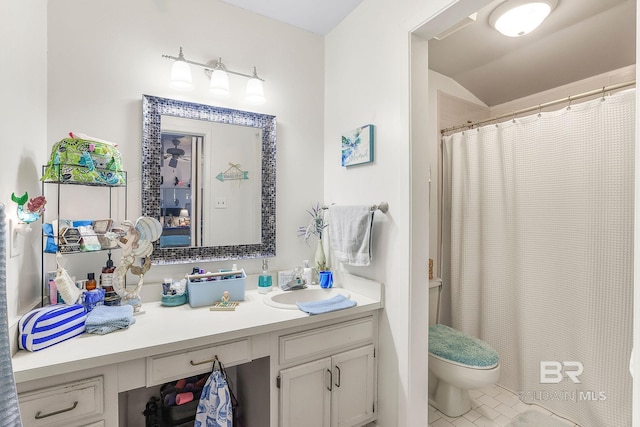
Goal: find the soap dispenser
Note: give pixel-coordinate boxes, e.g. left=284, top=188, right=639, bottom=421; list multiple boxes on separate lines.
left=100, top=253, right=115, bottom=290
left=258, top=259, right=272, bottom=294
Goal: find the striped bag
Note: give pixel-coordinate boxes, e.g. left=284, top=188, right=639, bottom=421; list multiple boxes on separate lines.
left=19, top=304, right=87, bottom=352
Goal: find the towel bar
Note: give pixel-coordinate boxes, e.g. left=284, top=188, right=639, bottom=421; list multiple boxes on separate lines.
left=322, top=202, right=389, bottom=214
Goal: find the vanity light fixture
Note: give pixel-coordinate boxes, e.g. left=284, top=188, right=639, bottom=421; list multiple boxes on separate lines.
left=168, top=47, right=194, bottom=90
left=489, top=0, right=558, bottom=37
left=163, top=47, right=266, bottom=104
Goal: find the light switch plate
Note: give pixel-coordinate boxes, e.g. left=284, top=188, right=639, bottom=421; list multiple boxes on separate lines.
left=9, top=219, right=22, bottom=258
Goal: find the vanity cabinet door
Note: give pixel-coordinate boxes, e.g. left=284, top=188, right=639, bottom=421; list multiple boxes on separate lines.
left=280, top=357, right=332, bottom=427
left=280, top=345, right=375, bottom=427
left=331, top=345, right=375, bottom=427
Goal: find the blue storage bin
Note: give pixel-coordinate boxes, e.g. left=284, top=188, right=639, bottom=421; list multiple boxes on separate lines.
left=187, top=270, right=246, bottom=307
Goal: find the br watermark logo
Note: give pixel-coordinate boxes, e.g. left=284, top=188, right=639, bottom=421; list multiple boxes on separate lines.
left=516, top=361, right=607, bottom=402
left=540, top=361, right=583, bottom=384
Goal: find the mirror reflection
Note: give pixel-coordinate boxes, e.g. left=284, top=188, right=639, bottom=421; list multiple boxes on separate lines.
left=159, top=131, right=195, bottom=248
left=159, top=118, right=263, bottom=249
left=142, top=95, right=276, bottom=264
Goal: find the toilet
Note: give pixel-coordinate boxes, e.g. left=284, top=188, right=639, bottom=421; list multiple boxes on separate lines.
left=428, top=279, right=500, bottom=417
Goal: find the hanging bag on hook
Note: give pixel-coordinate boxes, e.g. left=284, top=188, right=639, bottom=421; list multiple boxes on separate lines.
left=195, top=356, right=240, bottom=427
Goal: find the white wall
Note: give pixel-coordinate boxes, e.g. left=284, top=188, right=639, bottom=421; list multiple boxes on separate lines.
left=0, top=1, right=48, bottom=345
left=44, top=0, right=325, bottom=286
left=324, top=1, right=491, bottom=425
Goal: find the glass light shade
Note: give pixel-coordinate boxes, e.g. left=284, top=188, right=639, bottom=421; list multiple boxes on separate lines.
left=170, top=60, right=193, bottom=90
left=209, top=69, right=230, bottom=97
left=245, top=77, right=265, bottom=104
left=493, top=2, right=552, bottom=37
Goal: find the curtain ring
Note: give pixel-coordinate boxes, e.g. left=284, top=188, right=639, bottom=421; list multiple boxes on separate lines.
left=512, top=112, right=516, bottom=123
left=537, top=104, right=542, bottom=118
left=601, top=86, right=606, bottom=102
left=567, top=95, right=572, bottom=110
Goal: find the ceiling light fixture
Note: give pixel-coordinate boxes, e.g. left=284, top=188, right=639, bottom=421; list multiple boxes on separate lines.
left=163, top=47, right=266, bottom=104
left=489, top=0, right=558, bottom=37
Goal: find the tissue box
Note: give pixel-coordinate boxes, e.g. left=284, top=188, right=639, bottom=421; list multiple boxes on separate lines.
left=18, top=304, right=87, bottom=352
left=187, top=270, right=246, bottom=307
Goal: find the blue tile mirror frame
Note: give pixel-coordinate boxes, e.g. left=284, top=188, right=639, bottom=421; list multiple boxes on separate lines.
left=141, top=95, right=277, bottom=264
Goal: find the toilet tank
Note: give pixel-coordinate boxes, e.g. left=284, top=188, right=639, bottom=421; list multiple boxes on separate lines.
left=429, top=279, right=443, bottom=326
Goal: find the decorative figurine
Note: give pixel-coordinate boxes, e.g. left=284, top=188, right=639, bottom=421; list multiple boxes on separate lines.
left=107, top=216, right=162, bottom=313
left=221, top=291, right=230, bottom=306
left=11, top=192, right=47, bottom=227
left=209, top=291, right=238, bottom=311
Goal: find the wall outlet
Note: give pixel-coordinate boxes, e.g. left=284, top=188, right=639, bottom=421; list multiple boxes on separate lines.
left=9, top=219, right=23, bottom=258
left=215, top=197, right=227, bottom=209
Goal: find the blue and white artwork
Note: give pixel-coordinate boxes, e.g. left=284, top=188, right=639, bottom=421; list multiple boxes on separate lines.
left=342, top=124, right=374, bottom=167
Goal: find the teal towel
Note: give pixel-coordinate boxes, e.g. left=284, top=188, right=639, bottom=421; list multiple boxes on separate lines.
left=297, top=294, right=357, bottom=315
left=85, top=304, right=136, bottom=335
left=429, top=324, right=499, bottom=368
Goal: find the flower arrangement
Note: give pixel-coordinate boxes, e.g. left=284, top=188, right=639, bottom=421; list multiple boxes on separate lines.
left=298, top=202, right=328, bottom=244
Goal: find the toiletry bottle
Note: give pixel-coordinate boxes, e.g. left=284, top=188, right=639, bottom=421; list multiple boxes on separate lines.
left=85, top=273, right=97, bottom=291
left=100, top=253, right=115, bottom=290
left=302, top=260, right=313, bottom=286
left=258, top=259, right=272, bottom=294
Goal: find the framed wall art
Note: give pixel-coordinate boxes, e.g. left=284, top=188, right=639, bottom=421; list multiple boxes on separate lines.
left=341, top=124, right=374, bottom=167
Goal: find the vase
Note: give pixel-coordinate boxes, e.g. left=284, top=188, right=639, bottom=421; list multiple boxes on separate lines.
left=314, top=239, right=327, bottom=284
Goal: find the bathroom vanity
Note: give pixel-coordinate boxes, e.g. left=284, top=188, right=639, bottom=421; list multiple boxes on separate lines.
left=11, top=273, right=382, bottom=427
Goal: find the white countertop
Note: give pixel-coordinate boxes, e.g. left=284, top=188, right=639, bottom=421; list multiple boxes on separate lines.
left=12, top=281, right=382, bottom=384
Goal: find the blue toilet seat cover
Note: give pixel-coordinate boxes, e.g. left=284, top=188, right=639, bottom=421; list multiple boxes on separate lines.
left=429, top=324, right=499, bottom=368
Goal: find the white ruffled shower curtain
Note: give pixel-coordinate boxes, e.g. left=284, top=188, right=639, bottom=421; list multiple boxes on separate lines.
left=442, top=89, right=634, bottom=427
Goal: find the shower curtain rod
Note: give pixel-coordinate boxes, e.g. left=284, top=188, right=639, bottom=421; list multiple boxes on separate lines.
left=440, top=80, right=636, bottom=135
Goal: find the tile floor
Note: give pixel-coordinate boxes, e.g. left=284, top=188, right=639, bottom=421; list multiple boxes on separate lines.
left=428, top=384, right=580, bottom=427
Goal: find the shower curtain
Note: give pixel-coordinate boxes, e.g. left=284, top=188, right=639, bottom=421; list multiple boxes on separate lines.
left=0, top=204, right=23, bottom=426
left=442, top=89, right=634, bottom=427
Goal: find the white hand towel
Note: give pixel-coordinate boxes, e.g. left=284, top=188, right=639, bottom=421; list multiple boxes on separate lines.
left=328, top=205, right=374, bottom=266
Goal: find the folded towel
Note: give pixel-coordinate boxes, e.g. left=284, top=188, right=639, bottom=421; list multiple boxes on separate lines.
left=328, top=205, right=374, bottom=266
left=85, top=304, right=136, bottom=335
left=296, top=294, right=357, bottom=315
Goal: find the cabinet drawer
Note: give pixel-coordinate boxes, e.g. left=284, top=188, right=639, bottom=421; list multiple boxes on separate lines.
left=146, top=338, right=251, bottom=386
left=280, top=317, right=373, bottom=365
left=18, top=376, right=103, bottom=427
